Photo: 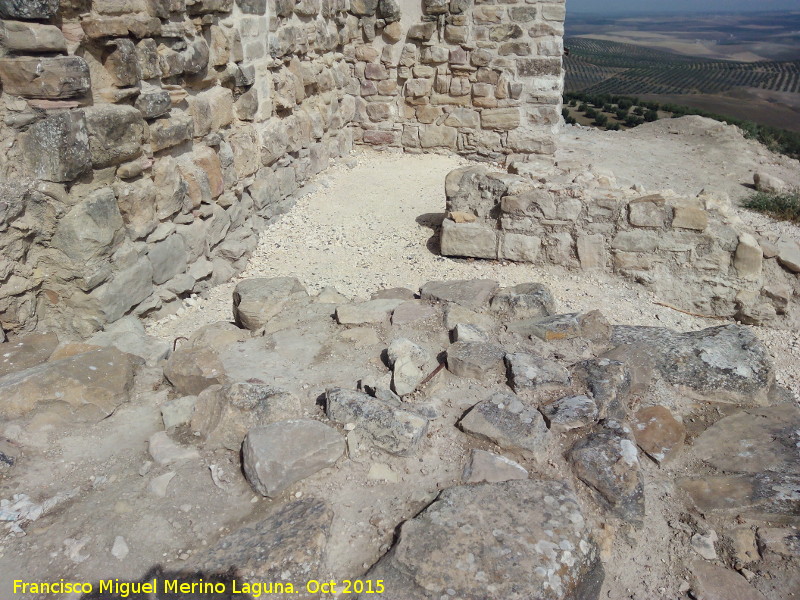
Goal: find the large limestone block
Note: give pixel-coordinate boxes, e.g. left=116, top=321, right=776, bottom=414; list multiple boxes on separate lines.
left=335, top=299, right=404, bottom=325
left=489, top=282, right=556, bottom=319
left=420, top=279, right=499, bottom=310
left=149, top=111, right=194, bottom=152
left=242, top=419, right=344, bottom=497
left=610, top=324, right=774, bottom=405
left=0, top=332, right=60, bottom=378
left=326, top=388, right=428, bottom=456
left=480, top=107, right=520, bottom=130
left=84, top=105, right=146, bottom=168
left=0, top=347, right=141, bottom=421
left=233, top=277, right=308, bottom=330
left=440, top=219, right=498, bottom=259
left=24, top=111, right=92, bottom=182
left=164, top=345, right=229, bottom=395
left=360, top=480, right=604, bottom=600
left=0, top=56, right=90, bottom=99
left=446, top=341, right=505, bottom=380
left=51, top=188, right=125, bottom=263
left=90, top=256, right=154, bottom=322
left=191, top=383, right=301, bottom=450
left=0, top=20, right=67, bottom=52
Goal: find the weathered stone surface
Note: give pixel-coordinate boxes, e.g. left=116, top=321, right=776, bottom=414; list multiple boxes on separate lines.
left=420, top=279, right=499, bottom=310
left=135, top=90, right=172, bottom=119
left=691, top=405, right=799, bottom=475
left=149, top=112, right=194, bottom=152
left=84, top=105, right=145, bottom=168
left=0, top=332, right=59, bottom=378
left=490, top=282, right=556, bottom=320
left=678, top=473, right=800, bottom=518
left=387, top=338, right=430, bottom=396
left=350, top=0, right=378, bottom=15
left=104, top=38, right=141, bottom=86
left=195, top=498, right=333, bottom=593
left=87, top=316, right=170, bottom=366
left=481, top=107, right=520, bottom=130
left=690, top=560, right=769, bottom=600
left=24, top=111, right=92, bottom=182
left=335, top=299, right=403, bottom=325
left=506, top=353, right=570, bottom=392
left=0, top=20, right=67, bottom=52
left=541, top=395, right=598, bottom=433
left=0, top=56, right=89, bottom=99
left=452, top=322, right=487, bottom=342
left=444, top=303, right=497, bottom=332
left=777, top=238, right=800, bottom=273
left=242, top=419, right=344, bottom=497
left=632, top=405, right=685, bottom=464
left=610, top=325, right=774, bottom=404
left=148, top=431, right=200, bottom=465
left=326, top=388, right=428, bottom=456
left=90, top=256, right=153, bottom=322
left=164, top=345, right=228, bottom=395
left=361, top=480, right=604, bottom=600
left=734, top=233, right=763, bottom=278
left=191, top=383, right=301, bottom=450
left=753, top=172, right=786, bottom=194
left=51, top=188, right=124, bottom=263
left=161, top=395, right=197, bottom=428
left=391, top=301, right=436, bottom=325
left=0, top=347, right=140, bottom=421
left=569, top=424, right=644, bottom=526
left=440, top=219, right=498, bottom=259
left=447, top=341, right=505, bottom=380
left=233, top=277, right=308, bottom=330
left=758, top=528, right=800, bottom=557
left=459, top=390, right=549, bottom=459
left=463, top=449, right=528, bottom=483
left=0, top=0, right=59, bottom=19
left=513, top=311, right=610, bottom=342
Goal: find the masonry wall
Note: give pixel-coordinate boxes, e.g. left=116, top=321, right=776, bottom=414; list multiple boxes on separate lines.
left=0, top=0, right=564, bottom=336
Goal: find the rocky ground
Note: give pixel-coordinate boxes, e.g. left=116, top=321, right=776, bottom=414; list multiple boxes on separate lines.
left=1, top=119, right=799, bottom=600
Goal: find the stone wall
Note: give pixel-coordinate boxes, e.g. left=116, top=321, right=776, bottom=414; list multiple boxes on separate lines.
left=0, top=0, right=565, bottom=336
left=441, top=165, right=800, bottom=324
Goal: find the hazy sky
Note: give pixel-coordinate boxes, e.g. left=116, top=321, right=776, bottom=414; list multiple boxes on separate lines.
left=568, top=0, right=799, bottom=14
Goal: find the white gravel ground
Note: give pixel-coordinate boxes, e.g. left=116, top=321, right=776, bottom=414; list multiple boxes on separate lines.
left=146, top=123, right=800, bottom=401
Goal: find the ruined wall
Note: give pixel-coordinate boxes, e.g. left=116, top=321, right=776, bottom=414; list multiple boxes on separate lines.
left=0, top=0, right=563, bottom=337
left=441, top=165, right=800, bottom=324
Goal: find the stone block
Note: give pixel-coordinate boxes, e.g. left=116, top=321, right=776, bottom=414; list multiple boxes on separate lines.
left=611, top=230, right=658, bottom=253
left=0, top=20, right=66, bottom=52
left=577, top=233, right=606, bottom=270
left=24, top=111, right=92, bottom=182
left=516, top=57, right=561, bottom=77
left=135, top=90, right=172, bottom=119
left=407, top=22, right=436, bottom=41
left=149, top=111, right=194, bottom=152
left=500, top=232, right=541, bottom=262
left=148, top=234, right=188, bottom=285
left=628, top=196, right=667, bottom=228
left=0, top=0, right=59, bottom=19
left=480, top=107, right=520, bottom=131
left=104, top=39, right=142, bottom=87
left=419, top=124, right=457, bottom=149
left=734, top=233, right=763, bottom=279
left=0, top=56, right=90, bottom=99
left=84, top=105, right=146, bottom=168
left=441, top=219, right=497, bottom=259
left=672, top=204, right=708, bottom=231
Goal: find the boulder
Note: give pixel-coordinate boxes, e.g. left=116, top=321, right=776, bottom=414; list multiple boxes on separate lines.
left=0, top=347, right=140, bottom=421
left=446, top=341, right=505, bottom=380
left=233, top=277, right=308, bottom=330
left=489, top=282, right=556, bottom=319
left=164, top=345, right=228, bottom=395
left=191, top=383, right=301, bottom=450
left=540, top=395, right=598, bottom=433
left=459, top=390, right=549, bottom=459
left=568, top=423, right=645, bottom=526
left=194, top=498, right=333, bottom=594
left=420, top=279, right=499, bottom=310
left=242, top=419, right=344, bottom=497
left=326, top=388, right=428, bottom=456
left=505, top=353, right=571, bottom=392
left=361, top=480, right=604, bottom=600
left=610, top=325, right=773, bottom=405
left=462, top=449, right=528, bottom=483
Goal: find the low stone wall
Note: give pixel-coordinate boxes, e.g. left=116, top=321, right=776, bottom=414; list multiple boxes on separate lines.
left=441, top=165, right=800, bottom=323
left=0, top=0, right=564, bottom=337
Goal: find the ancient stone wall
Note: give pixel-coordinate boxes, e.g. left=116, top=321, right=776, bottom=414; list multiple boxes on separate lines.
left=0, top=0, right=563, bottom=336
left=441, top=165, right=800, bottom=323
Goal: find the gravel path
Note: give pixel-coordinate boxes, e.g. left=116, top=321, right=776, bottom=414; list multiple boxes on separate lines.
left=145, top=123, right=800, bottom=401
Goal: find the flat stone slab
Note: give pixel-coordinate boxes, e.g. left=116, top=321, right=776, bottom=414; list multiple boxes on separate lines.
left=691, top=405, right=800, bottom=475
left=489, top=282, right=556, bottom=319
left=336, top=299, right=404, bottom=325
left=459, top=390, right=549, bottom=459
left=462, top=449, right=528, bottom=483
left=541, top=395, right=598, bottom=433
left=326, top=388, right=428, bottom=456
left=446, top=341, right=505, bottom=380
left=610, top=324, right=774, bottom=405
left=678, top=473, right=800, bottom=518
left=0, top=332, right=59, bottom=377
left=633, top=405, right=685, bottom=464
left=420, top=279, right=499, bottom=310
left=505, top=353, right=571, bottom=392
left=511, top=311, right=611, bottom=342
left=361, top=480, right=604, bottom=600
left=691, top=560, right=768, bottom=600
left=391, top=300, right=436, bottom=325
left=233, top=277, right=308, bottom=330
left=242, top=419, right=344, bottom=497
